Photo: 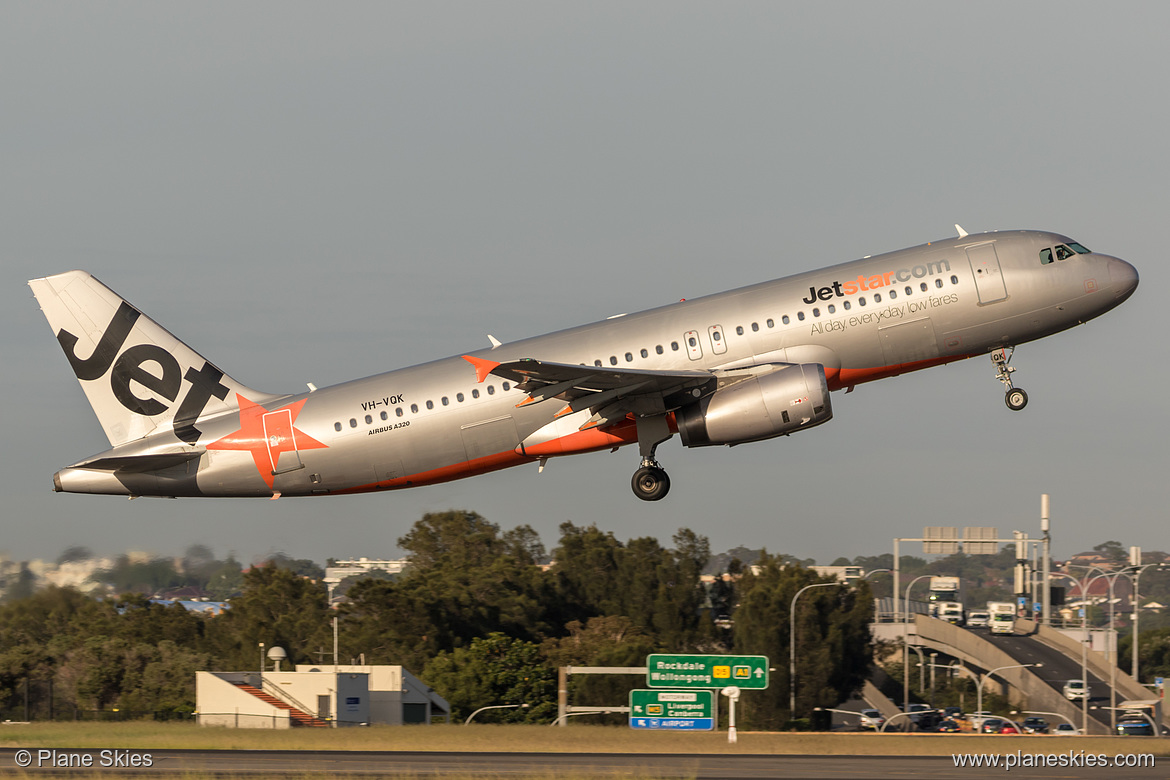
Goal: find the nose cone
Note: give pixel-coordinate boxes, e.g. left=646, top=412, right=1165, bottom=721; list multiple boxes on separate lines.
left=1107, top=257, right=1139, bottom=302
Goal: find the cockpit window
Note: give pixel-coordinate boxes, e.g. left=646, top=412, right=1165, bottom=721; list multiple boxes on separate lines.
left=1055, top=244, right=1075, bottom=261
left=1040, top=248, right=1054, bottom=265
left=1068, top=242, right=1091, bottom=254
left=1042, top=242, right=1091, bottom=265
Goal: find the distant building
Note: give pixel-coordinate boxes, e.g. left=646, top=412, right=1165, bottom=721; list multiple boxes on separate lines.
left=196, top=665, right=448, bottom=728
left=324, top=558, right=407, bottom=587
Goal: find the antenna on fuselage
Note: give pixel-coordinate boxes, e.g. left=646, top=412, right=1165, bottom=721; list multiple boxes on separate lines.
left=955, top=224, right=969, bottom=238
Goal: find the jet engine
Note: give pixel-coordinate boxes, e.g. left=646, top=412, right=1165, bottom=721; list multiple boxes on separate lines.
left=675, top=363, right=832, bottom=447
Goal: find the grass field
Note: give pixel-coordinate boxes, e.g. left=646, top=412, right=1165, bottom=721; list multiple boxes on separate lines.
left=2, top=721, right=1167, bottom=756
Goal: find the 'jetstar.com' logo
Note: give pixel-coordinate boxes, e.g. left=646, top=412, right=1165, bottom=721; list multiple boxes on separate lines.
left=207, top=395, right=328, bottom=489
left=802, top=259, right=952, bottom=304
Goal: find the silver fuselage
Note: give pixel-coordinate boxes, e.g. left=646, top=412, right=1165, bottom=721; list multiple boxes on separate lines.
left=49, top=230, right=1138, bottom=497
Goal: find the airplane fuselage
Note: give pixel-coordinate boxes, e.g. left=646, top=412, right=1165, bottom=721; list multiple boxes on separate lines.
left=41, top=229, right=1138, bottom=499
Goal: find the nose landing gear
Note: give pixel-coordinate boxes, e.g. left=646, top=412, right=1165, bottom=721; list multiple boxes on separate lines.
left=991, top=347, right=1028, bottom=411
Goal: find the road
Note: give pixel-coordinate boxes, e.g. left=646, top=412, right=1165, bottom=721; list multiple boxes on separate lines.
left=974, top=627, right=1112, bottom=731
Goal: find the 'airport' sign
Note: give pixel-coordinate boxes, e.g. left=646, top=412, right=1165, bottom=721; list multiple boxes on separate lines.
left=646, top=654, right=769, bottom=689
left=629, top=689, right=714, bottom=730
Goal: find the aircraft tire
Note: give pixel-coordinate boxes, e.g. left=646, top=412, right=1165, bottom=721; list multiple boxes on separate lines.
left=1005, top=388, right=1028, bottom=411
left=632, top=466, right=670, bottom=501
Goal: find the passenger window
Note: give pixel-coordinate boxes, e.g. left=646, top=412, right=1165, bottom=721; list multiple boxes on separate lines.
left=456, top=393, right=464, bottom=402
left=349, top=418, right=357, bottom=428
left=951, top=275, right=958, bottom=284
left=844, top=300, right=851, bottom=310
left=426, top=400, right=434, bottom=410
left=610, top=356, right=618, bottom=365
left=828, top=304, right=836, bottom=313
left=859, top=297, right=867, bottom=306
left=935, top=278, right=943, bottom=288
left=625, top=352, right=633, bottom=362
left=641, top=348, right=649, bottom=358
left=712, top=331, right=722, bottom=341
left=503, top=382, right=510, bottom=391
left=380, top=411, right=388, bottom=421
left=888, top=290, right=896, bottom=300
left=472, top=389, right=479, bottom=398
left=594, top=359, right=602, bottom=366
left=766, top=318, right=774, bottom=328
left=334, top=422, right=342, bottom=432
left=655, top=345, right=664, bottom=354
left=396, top=407, right=404, bottom=417
left=920, top=282, right=928, bottom=292
left=752, top=322, right=760, bottom=332
left=671, top=342, right=680, bottom=351
left=688, top=337, right=697, bottom=347
left=365, top=415, right=372, bottom=424
left=905, top=286, right=913, bottom=295
left=441, top=397, right=449, bottom=406
left=797, top=311, right=805, bottom=321
left=873, top=293, right=881, bottom=303
left=487, top=385, right=495, bottom=395
left=782, top=315, right=790, bottom=324
left=812, top=308, right=820, bottom=317
left=1040, top=248, right=1054, bottom=265
left=411, top=403, right=419, bottom=413
left=736, top=326, right=744, bottom=335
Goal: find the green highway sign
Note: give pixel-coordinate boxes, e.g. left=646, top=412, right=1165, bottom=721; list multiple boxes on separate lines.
left=646, top=654, right=769, bottom=690
left=629, top=689, right=713, bottom=730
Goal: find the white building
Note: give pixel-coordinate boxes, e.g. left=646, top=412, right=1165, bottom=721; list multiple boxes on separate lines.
left=196, top=665, right=448, bottom=728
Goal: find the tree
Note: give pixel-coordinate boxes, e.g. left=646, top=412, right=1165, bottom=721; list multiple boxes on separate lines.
left=208, top=564, right=330, bottom=669
left=56, top=545, right=93, bottom=565
left=731, top=554, right=872, bottom=728
left=423, top=633, right=556, bottom=723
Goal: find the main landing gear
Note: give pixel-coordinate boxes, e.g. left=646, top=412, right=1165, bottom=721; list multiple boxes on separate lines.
left=991, top=347, right=1028, bottom=411
left=631, top=414, right=672, bottom=501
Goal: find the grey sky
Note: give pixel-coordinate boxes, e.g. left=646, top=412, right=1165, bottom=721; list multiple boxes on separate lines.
left=3, top=2, right=1164, bottom=567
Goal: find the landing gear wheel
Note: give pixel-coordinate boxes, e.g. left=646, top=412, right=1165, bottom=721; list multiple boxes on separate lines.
left=632, top=466, right=670, bottom=501
left=1005, top=388, right=1029, bottom=411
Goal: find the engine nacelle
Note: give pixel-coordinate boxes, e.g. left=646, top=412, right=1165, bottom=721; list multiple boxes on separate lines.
left=676, top=363, right=832, bottom=447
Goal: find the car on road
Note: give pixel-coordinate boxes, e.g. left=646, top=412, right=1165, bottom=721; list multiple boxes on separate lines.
left=1062, top=679, right=1087, bottom=700
left=980, top=717, right=1005, bottom=733
left=999, top=723, right=1020, bottom=734
left=1052, top=723, right=1081, bottom=735
left=967, top=611, right=990, bottom=628
left=935, top=719, right=961, bottom=732
left=1116, top=717, right=1155, bottom=736
left=1022, top=716, right=1049, bottom=734
left=859, top=709, right=885, bottom=731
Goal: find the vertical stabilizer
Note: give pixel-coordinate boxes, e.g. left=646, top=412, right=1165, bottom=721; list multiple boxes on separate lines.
left=29, top=270, right=280, bottom=447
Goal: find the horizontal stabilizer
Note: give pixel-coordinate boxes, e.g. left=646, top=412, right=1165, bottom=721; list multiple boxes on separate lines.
left=71, top=449, right=204, bottom=473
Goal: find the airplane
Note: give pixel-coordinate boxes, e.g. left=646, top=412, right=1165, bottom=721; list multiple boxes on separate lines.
left=29, top=226, right=1137, bottom=502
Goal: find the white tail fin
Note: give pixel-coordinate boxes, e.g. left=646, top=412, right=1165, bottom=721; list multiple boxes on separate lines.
left=29, top=270, right=278, bottom=447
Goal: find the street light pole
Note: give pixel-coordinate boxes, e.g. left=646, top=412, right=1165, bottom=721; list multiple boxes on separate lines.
left=902, top=574, right=932, bottom=712
left=465, top=703, right=529, bottom=724
left=790, top=581, right=837, bottom=716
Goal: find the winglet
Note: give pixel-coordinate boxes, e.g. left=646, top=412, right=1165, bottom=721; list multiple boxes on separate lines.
left=462, top=355, right=500, bottom=383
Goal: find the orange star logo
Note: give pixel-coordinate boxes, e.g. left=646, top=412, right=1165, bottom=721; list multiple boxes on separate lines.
left=207, top=395, right=328, bottom=489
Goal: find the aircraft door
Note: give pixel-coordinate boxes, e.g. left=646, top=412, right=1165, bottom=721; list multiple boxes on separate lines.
left=707, top=325, right=727, bottom=355
left=262, top=409, right=304, bottom=475
left=966, top=243, right=1008, bottom=304
left=683, top=330, right=703, bottom=360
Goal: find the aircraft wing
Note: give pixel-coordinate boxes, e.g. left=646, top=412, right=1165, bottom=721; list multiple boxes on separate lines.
left=462, top=356, right=716, bottom=428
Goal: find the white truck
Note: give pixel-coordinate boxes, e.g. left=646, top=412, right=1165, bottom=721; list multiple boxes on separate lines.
left=988, top=602, right=1016, bottom=635
left=936, top=601, right=965, bottom=625
left=928, top=576, right=962, bottom=604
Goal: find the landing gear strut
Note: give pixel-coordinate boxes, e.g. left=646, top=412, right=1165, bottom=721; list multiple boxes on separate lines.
left=631, top=415, right=672, bottom=501
left=991, top=347, right=1028, bottom=411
